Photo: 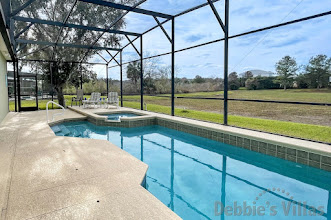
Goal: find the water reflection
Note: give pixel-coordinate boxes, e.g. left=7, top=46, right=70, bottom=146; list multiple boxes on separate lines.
left=54, top=122, right=331, bottom=220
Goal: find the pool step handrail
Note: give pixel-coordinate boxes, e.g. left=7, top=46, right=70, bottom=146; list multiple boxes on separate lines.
left=46, top=101, right=65, bottom=123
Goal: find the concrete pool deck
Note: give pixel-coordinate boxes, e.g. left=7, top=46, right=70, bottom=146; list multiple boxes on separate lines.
left=0, top=110, right=180, bottom=220
left=1, top=107, right=330, bottom=219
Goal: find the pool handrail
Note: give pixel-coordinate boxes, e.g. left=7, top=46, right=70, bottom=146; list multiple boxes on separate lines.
left=46, top=101, right=65, bottom=123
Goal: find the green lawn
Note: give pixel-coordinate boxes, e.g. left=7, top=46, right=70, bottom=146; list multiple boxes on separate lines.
left=9, top=95, right=107, bottom=111
left=122, top=88, right=331, bottom=103
left=123, top=101, right=331, bottom=143
left=9, top=89, right=331, bottom=143
left=120, top=89, right=331, bottom=127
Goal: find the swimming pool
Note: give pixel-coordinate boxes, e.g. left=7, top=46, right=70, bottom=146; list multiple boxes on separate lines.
left=51, top=121, right=331, bottom=220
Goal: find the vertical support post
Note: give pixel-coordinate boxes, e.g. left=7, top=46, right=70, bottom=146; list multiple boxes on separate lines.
left=223, top=0, right=229, bottom=125
left=50, top=62, right=54, bottom=109
left=106, top=63, right=109, bottom=98
left=16, top=60, right=21, bottom=111
left=120, top=51, right=123, bottom=107
left=140, top=35, right=143, bottom=110
left=35, top=74, right=38, bottom=109
left=171, top=17, right=175, bottom=116
left=80, top=64, right=83, bottom=89
left=41, top=73, right=44, bottom=100
left=13, top=60, right=17, bottom=112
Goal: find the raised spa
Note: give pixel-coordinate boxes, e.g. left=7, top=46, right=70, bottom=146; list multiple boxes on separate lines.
left=51, top=121, right=331, bottom=220
left=100, top=113, right=141, bottom=121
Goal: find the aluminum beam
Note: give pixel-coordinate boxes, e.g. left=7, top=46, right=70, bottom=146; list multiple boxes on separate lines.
left=106, top=50, right=120, bottom=65
left=153, top=16, right=172, bottom=43
left=16, top=39, right=122, bottom=51
left=14, top=22, right=33, bottom=39
left=140, top=36, right=143, bottom=110
left=79, top=0, right=147, bottom=63
left=18, top=58, right=106, bottom=65
left=96, top=51, right=107, bottom=62
left=223, top=0, right=229, bottom=125
left=79, top=0, right=173, bottom=19
left=0, top=8, right=15, bottom=59
left=171, top=18, right=175, bottom=116
left=207, top=0, right=226, bottom=33
left=125, top=35, right=141, bottom=56
left=13, top=16, right=141, bottom=36
left=10, top=0, right=37, bottom=17
left=120, top=51, right=123, bottom=107
left=51, top=0, right=78, bottom=60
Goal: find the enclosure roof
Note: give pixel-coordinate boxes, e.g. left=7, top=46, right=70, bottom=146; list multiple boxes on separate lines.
left=4, top=0, right=331, bottom=65
left=4, top=0, right=222, bottom=64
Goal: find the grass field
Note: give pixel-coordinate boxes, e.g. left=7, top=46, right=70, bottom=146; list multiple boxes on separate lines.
left=122, top=89, right=331, bottom=127
left=123, top=101, right=331, bottom=143
left=9, top=88, right=331, bottom=143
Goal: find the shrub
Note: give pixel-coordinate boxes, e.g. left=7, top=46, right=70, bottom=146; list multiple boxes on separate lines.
left=245, top=77, right=280, bottom=90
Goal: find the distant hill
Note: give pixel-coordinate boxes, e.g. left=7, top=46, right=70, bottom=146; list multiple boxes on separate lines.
left=240, top=69, right=276, bottom=77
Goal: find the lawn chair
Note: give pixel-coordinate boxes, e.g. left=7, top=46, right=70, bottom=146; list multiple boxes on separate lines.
left=106, top=92, right=119, bottom=108
left=71, top=89, right=84, bottom=107
left=83, top=92, right=101, bottom=108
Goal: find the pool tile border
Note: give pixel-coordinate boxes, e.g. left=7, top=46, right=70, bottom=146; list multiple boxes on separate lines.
left=156, top=118, right=331, bottom=172
left=65, top=107, right=331, bottom=172
left=87, top=117, right=156, bottom=128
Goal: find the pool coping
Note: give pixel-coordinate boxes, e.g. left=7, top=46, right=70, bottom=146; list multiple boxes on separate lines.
left=67, top=106, right=331, bottom=172
left=95, top=110, right=151, bottom=123
left=0, top=110, right=181, bottom=220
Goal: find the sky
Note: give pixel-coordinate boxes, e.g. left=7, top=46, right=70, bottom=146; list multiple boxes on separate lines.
left=90, top=0, right=330, bottom=80
left=16, top=0, right=331, bottom=80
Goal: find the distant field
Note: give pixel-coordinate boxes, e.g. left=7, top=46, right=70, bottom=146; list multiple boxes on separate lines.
left=122, top=89, right=331, bottom=127
left=123, top=101, right=331, bottom=143
left=9, top=88, right=331, bottom=143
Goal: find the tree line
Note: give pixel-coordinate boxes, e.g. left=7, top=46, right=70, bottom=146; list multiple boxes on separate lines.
left=63, top=54, right=330, bottom=96
left=229, top=54, right=331, bottom=91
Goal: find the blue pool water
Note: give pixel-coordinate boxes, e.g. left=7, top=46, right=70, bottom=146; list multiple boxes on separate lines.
left=101, top=113, right=140, bottom=121
left=51, top=121, right=331, bottom=220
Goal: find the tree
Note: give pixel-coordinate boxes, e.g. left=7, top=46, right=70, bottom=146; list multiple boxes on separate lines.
left=245, top=78, right=259, bottom=90
left=14, top=0, right=137, bottom=106
left=193, top=75, right=206, bottom=84
left=275, top=56, right=298, bottom=90
left=126, top=55, right=161, bottom=94
left=126, top=61, right=141, bottom=92
left=295, top=74, right=309, bottom=89
left=243, top=71, right=254, bottom=79
left=229, top=72, right=240, bottom=90
left=239, top=71, right=253, bottom=87
left=155, top=66, right=171, bottom=94
left=245, top=76, right=280, bottom=90
left=304, top=54, right=331, bottom=89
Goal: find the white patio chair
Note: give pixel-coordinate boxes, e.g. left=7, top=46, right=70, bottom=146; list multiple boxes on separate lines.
left=71, top=89, right=84, bottom=107
left=94, top=92, right=101, bottom=108
left=106, top=92, right=119, bottom=108
left=83, top=92, right=101, bottom=108
left=82, top=92, right=94, bottom=108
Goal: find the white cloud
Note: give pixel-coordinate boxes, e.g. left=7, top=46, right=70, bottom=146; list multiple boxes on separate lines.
left=89, top=0, right=331, bottom=79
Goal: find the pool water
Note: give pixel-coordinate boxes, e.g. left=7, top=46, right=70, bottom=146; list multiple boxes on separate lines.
left=51, top=121, right=331, bottom=220
left=101, top=113, right=140, bottom=121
